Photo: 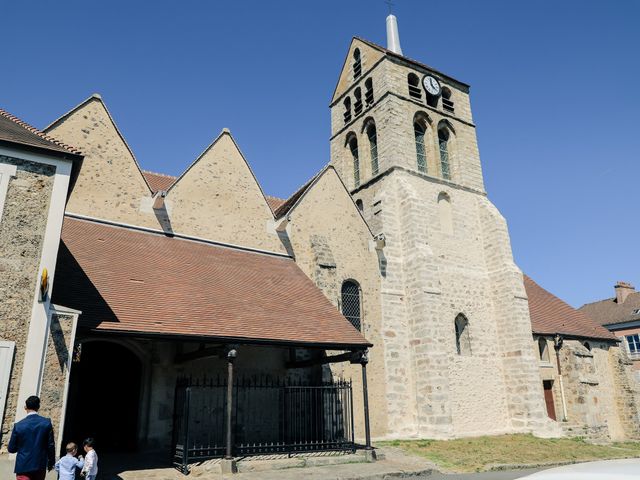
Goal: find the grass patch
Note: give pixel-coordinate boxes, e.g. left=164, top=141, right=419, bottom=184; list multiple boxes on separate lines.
left=377, top=434, right=640, bottom=473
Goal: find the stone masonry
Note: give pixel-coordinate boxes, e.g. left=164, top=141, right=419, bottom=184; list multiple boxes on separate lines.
left=328, top=39, right=554, bottom=438
left=0, top=156, right=55, bottom=449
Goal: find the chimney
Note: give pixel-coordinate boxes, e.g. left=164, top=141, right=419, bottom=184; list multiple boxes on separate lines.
left=386, top=14, right=403, bottom=55
left=615, top=281, right=635, bottom=304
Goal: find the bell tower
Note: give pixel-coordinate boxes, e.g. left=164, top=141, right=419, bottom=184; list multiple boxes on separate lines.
left=329, top=16, right=555, bottom=439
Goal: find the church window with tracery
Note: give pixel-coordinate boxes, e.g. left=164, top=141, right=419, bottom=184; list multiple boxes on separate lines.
left=438, top=128, right=451, bottom=180
left=414, top=122, right=427, bottom=173
left=367, top=123, right=379, bottom=176
left=341, top=280, right=362, bottom=331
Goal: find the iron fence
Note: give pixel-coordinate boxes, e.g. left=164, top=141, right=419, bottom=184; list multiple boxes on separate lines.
left=172, top=376, right=355, bottom=473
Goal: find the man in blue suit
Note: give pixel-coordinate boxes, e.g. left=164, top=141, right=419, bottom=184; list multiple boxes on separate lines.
left=7, top=395, right=55, bottom=480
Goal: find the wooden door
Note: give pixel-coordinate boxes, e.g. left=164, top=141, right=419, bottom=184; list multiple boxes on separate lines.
left=543, top=380, right=556, bottom=420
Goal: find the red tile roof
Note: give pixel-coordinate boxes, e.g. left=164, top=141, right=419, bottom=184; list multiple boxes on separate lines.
left=142, top=170, right=177, bottom=193
left=52, top=216, right=370, bottom=349
left=0, top=108, right=82, bottom=156
left=524, top=275, right=617, bottom=341
left=265, top=195, right=286, bottom=212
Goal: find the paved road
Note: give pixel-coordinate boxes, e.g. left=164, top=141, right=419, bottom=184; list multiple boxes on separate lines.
left=424, top=467, right=545, bottom=480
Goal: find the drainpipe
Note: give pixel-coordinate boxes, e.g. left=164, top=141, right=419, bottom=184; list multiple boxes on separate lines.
left=553, top=334, right=568, bottom=422
left=225, top=347, right=237, bottom=460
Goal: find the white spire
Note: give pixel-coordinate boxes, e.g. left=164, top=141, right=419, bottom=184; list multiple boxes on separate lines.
left=386, top=14, right=403, bottom=55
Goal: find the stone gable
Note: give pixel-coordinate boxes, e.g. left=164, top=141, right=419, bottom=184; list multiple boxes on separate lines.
left=166, top=132, right=286, bottom=253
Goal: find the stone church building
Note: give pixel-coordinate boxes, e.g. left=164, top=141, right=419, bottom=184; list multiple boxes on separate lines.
left=1, top=13, right=639, bottom=466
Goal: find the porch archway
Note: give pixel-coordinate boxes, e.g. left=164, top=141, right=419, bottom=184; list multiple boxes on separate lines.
left=63, top=340, right=143, bottom=452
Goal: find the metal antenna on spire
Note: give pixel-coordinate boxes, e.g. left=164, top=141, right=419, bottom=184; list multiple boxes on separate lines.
left=385, top=0, right=395, bottom=14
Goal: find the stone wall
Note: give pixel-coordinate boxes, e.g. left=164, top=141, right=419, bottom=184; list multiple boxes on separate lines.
left=46, top=97, right=285, bottom=253
left=38, top=313, right=75, bottom=449
left=0, top=155, right=55, bottom=449
left=534, top=337, right=639, bottom=441
left=279, top=168, right=388, bottom=440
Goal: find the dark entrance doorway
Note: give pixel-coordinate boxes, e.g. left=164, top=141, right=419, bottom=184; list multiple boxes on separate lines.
left=63, top=341, right=142, bottom=453
left=543, top=380, right=556, bottom=420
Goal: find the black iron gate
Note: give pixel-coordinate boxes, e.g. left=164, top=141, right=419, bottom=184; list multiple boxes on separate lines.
left=172, top=376, right=355, bottom=473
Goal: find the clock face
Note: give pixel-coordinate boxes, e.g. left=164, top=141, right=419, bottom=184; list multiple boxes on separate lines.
left=423, top=75, right=441, bottom=96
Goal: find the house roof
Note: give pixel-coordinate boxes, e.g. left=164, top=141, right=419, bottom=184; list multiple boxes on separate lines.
left=52, top=216, right=371, bottom=349
left=580, top=291, right=640, bottom=328
left=524, top=275, right=618, bottom=341
left=142, top=170, right=177, bottom=193
left=0, top=108, right=82, bottom=157
left=265, top=195, right=286, bottom=212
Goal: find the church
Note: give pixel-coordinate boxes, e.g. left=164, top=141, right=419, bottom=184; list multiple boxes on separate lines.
left=1, top=13, right=639, bottom=471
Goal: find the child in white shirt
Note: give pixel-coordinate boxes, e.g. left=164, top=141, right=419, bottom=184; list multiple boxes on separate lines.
left=81, top=437, right=98, bottom=480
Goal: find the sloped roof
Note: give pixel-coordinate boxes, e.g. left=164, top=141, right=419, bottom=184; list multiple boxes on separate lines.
left=524, top=275, right=617, bottom=341
left=52, top=216, right=370, bottom=349
left=0, top=108, right=82, bottom=157
left=142, top=170, right=177, bottom=193
left=265, top=195, right=286, bottom=212
left=580, top=291, right=640, bottom=327
left=273, top=171, right=322, bottom=219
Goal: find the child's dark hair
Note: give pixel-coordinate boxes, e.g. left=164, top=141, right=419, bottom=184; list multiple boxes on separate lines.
left=83, top=438, right=95, bottom=448
left=66, top=442, right=77, bottom=453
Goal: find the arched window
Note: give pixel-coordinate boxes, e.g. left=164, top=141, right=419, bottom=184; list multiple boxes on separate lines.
left=355, top=199, right=364, bottom=212
left=455, top=314, right=471, bottom=356
left=354, top=88, right=363, bottom=116
left=442, top=86, right=454, bottom=113
left=341, top=280, right=361, bottom=331
left=538, top=337, right=550, bottom=362
left=438, top=128, right=451, bottom=180
left=437, top=192, right=453, bottom=235
left=365, top=78, right=374, bottom=106
left=353, top=49, right=362, bottom=79
left=367, top=123, right=379, bottom=176
left=348, top=136, right=360, bottom=187
left=414, top=122, right=427, bottom=173
left=408, top=73, right=421, bottom=100
left=343, top=97, right=352, bottom=124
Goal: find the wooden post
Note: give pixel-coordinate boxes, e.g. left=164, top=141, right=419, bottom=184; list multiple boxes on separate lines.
left=225, top=347, right=237, bottom=460
left=360, top=350, right=372, bottom=450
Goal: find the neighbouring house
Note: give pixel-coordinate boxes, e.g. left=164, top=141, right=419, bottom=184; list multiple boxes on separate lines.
left=0, top=108, right=83, bottom=450
left=525, top=275, right=640, bottom=440
left=581, top=282, right=640, bottom=376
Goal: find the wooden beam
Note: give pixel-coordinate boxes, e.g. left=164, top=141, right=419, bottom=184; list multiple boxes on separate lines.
left=286, top=350, right=363, bottom=369
left=174, top=345, right=223, bottom=364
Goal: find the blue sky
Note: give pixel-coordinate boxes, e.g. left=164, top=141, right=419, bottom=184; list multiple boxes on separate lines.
left=1, top=1, right=638, bottom=307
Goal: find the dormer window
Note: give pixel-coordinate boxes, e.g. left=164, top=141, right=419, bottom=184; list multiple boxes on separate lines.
left=365, top=78, right=374, bottom=106
left=354, top=88, right=363, bottom=116
left=442, top=87, right=455, bottom=113
left=408, top=73, right=422, bottom=100
left=353, top=49, right=362, bottom=80
left=343, top=97, right=352, bottom=124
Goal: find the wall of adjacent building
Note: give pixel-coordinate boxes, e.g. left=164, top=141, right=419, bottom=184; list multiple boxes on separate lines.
left=0, top=154, right=55, bottom=449
left=534, top=336, right=640, bottom=441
